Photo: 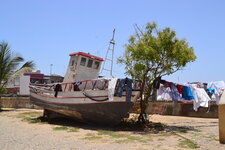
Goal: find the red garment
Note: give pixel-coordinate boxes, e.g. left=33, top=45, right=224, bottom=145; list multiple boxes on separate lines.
left=176, top=84, right=183, bottom=94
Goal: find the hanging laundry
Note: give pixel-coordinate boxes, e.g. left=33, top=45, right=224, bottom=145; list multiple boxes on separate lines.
left=182, top=86, right=194, bottom=100
left=74, top=81, right=82, bottom=86
left=108, top=78, right=118, bottom=101
left=167, top=81, right=172, bottom=88
left=73, top=81, right=82, bottom=91
left=176, top=84, right=183, bottom=94
left=164, top=81, right=172, bottom=88
left=115, top=78, right=133, bottom=102
left=206, top=88, right=215, bottom=99
left=157, top=85, right=172, bottom=100
left=207, top=81, right=225, bottom=104
left=54, top=84, right=62, bottom=97
left=170, top=83, right=181, bottom=103
left=197, top=82, right=206, bottom=89
left=190, top=84, right=211, bottom=111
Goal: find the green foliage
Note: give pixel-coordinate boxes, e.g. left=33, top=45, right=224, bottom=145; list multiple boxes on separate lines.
left=118, top=22, right=196, bottom=122
left=0, top=41, right=35, bottom=93
left=118, top=22, right=196, bottom=81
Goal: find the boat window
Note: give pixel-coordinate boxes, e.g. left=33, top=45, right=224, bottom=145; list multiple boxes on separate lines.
left=93, top=61, right=100, bottom=69
left=80, top=57, right=86, bottom=66
left=71, top=60, right=75, bottom=66
left=87, top=59, right=93, bottom=68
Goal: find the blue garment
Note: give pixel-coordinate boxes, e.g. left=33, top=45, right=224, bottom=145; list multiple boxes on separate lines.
left=182, top=86, right=194, bottom=100
left=206, top=88, right=215, bottom=98
left=115, top=79, right=125, bottom=97
left=206, top=88, right=215, bottom=94
left=115, top=78, right=133, bottom=102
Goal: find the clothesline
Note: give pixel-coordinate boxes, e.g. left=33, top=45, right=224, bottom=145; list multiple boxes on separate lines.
left=155, top=79, right=225, bottom=111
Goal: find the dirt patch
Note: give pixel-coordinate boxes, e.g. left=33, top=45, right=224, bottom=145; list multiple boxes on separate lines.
left=0, top=108, right=224, bottom=150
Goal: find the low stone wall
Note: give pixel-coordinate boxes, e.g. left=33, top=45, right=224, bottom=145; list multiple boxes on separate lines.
left=0, top=97, right=41, bottom=109
left=145, top=101, right=218, bottom=118
left=0, top=97, right=218, bottom=118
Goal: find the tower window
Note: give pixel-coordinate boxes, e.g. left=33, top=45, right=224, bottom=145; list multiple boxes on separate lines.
left=87, top=59, right=93, bottom=68
left=93, top=61, right=100, bottom=69
left=80, top=57, right=86, bottom=66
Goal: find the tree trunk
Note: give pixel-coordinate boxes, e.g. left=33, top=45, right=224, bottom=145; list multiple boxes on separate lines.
left=152, top=88, right=157, bottom=101
left=138, top=77, right=148, bottom=123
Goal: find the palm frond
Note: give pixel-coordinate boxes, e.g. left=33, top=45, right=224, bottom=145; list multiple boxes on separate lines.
left=20, top=61, right=35, bottom=69
left=0, top=41, right=36, bottom=86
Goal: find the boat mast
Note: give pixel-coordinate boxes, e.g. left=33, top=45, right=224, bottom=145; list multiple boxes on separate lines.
left=100, top=29, right=115, bottom=78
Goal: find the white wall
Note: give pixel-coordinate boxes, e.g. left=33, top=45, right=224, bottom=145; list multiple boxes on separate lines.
left=6, top=77, right=20, bottom=88
left=19, top=75, right=30, bottom=95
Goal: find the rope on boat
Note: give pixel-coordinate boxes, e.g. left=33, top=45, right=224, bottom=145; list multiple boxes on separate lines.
left=82, top=92, right=109, bottom=101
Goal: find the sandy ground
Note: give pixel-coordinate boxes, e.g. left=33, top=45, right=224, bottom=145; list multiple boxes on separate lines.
left=0, top=108, right=225, bottom=150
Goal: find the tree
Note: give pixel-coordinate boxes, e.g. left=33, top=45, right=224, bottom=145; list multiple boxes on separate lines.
left=118, top=22, right=196, bottom=123
left=0, top=41, right=35, bottom=94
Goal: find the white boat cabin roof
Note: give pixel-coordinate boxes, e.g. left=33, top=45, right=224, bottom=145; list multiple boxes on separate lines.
left=69, top=52, right=104, bottom=61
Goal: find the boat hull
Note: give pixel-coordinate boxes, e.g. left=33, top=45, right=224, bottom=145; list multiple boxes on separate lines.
left=30, top=90, right=138, bottom=125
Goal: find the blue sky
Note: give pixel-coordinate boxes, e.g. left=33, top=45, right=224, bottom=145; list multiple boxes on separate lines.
left=0, top=0, right=225, bottom=83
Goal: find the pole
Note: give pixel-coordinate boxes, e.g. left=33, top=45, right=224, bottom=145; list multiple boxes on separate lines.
left=50, top=64, right=53, bottom=75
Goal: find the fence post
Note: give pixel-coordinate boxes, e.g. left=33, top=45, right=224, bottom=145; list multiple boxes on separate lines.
left=219, top=91, right=225, bottom=143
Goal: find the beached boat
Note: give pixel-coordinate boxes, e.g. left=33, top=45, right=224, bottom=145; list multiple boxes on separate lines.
left=30, top=52, right=140, bottom=125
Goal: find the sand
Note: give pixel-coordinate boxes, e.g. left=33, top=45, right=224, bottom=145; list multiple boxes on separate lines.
left=0, top=108, right=225, bottom=150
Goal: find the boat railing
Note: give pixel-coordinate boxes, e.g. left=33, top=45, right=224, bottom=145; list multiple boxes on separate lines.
left=60, top=79, right=109, bottom=92
left=30, top=78, right=141, bottom=93
left=30, top=79, right=109, bottom=93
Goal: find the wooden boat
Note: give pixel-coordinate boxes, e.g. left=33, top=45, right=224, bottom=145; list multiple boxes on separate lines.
left=30, top=50, right=140, bottom=125
left=30, top=78, right=140, bottom=125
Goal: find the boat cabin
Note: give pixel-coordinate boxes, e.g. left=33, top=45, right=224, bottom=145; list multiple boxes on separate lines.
left=63, top=52, right=104, bottom=82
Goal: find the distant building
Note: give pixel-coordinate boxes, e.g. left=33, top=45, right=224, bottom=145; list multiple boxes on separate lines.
left=24, top=73, right=63, bottom=84
left=24, top=72, right=45, bottom=84
left=44, top=74, right=64, bottom=83
left=6, top=71, right=64, bottom=95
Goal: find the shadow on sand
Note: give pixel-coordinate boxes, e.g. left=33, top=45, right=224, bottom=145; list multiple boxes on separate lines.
left=34, top=114, right=200, bottom=135
left=0, top=108, right=203, bottom=135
